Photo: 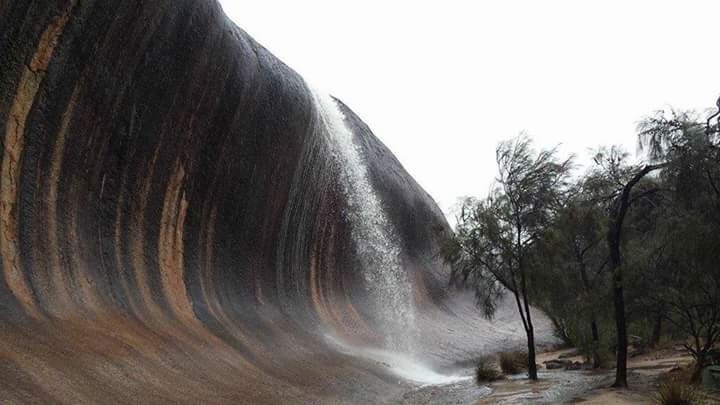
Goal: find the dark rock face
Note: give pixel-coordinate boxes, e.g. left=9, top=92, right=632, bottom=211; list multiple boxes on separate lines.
left=0, top=1, right=550, bottom=403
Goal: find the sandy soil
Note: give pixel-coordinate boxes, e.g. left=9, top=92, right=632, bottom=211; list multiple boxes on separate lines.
left=401, top=346, right=714, bottom=404
left=482, top=347, right=695, bottom=404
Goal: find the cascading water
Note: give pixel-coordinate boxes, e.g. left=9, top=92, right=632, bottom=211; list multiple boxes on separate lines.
left=311, top=89, right=471, bottom=386
left=311, top=89, right=416, bottom=351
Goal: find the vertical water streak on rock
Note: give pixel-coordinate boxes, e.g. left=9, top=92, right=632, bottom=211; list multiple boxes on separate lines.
left=150, top=160, right=263, bottom=379
left=308, top=219, right=334, bottom=328
left=197, top=201, right=247, bottom=342
left=312, top=219, right=374, bottom=342
left=0, top=3, right=75, bottom=318
left=274, top=103, right=319, bottom=307
left=311, top=89, right=416, bottom=351
left=196, top=203, right=252, bottom=344
left=198, top=203, right=220, bottom=318
left=130, top=144, right=166, bottom=320
left=113, top=186, right=142, bottom=316
left=66, top=181, right=106, bottom=313
left=158, top=163, right=194, bottom=324
left=1, top=67, right=44, bottom=319
left=45, top=87, right=80, bottom=316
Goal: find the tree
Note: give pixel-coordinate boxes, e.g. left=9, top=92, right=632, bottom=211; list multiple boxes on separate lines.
left=593, top=100, right=720, bottom=387
left=537, top=178, right=609, bottom=368
left=439, top=134, right=572, bottom=380
left=643, top=206, right=720, bottom=382
left=591, top=146, right=665, bottom=388
left=635, top=103, right=720, bottom=382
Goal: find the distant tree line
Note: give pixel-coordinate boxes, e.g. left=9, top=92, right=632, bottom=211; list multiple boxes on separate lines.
left=437, top=98, right=720, bottom=387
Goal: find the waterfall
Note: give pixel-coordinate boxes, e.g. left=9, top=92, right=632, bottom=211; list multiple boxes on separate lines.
left=311, top=89, right=416, bottom=351
left=311, top=89, right=468, bottom=387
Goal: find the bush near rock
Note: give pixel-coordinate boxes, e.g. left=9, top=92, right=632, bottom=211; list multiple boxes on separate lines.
left=543, top=359, right=572, bottom=370
left=475, top=357, right=503, bottom=384
left=499, top=351, right=529, bottom=375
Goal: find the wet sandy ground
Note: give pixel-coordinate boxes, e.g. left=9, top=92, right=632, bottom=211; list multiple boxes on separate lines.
left=398, top=369, right=608, bottom=404
left=396, top=348, right=701, bottom=404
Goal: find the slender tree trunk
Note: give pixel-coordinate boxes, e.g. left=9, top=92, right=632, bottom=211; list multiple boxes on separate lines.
left=578, top=259, right=601, bottom=368
left=511, top=288, right=538, bottom=380
left=590, top=318, right=601, bottom=368
left=650, top=310, right=663, bottom=347
left=526, top=322, right=538, bottom=380
left=611, top=265, right=628, bottom=387
left=606, top=164, right=664, bottom=388
left=609, top=213, right=628, bottom=387
left=522, top=298, right=538, bottom=380
left=520, top=270, right=537, bottom=379
left=691, top=352, right=706, bottom=383
left=516, top=222, right=538, bottom=380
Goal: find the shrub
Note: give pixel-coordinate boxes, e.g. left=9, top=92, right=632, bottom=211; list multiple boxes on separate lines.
left=475, top=357, right=502, bottom=384
left=653, top=380, right=699, bottom=405
left=498, top=351, right=529, bottom=375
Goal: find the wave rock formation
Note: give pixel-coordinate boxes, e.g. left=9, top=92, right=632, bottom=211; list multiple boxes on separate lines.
left=0, top=1, right=550, bottom=403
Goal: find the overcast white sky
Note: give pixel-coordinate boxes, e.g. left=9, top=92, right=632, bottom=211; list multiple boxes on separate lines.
left=219, top=1, right=720, bottom=217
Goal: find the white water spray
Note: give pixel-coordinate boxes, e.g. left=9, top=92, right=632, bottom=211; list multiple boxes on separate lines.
left=325, top=334, right=471, bottom=386
left=311, top=89, right=416, bottom=351
left=310, top=88, right=471, bottom=387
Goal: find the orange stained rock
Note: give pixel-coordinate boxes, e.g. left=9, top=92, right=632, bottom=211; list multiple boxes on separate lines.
left=0, top=2, right=76, bottom=319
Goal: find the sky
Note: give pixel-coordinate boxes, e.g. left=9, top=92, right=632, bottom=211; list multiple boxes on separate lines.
left=219, top=1, right=720, bottom=219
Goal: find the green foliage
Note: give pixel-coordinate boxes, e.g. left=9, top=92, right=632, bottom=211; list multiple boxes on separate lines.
left=475, top=357, right=503, bottom=384
left=530, top=171, right=613, bottom=366
left=438, top=197, right=506, bottom=318
left=633, top=108, right=720, bottom=378
left=439, top=134, right=573, bottom=319
left=498, top=351, right=529, bottom=374
left=439, top=134, right=573, bottom=381
left=442, top=98, right=720, bottom=387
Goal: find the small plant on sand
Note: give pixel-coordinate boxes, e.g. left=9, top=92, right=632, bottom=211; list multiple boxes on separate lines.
left=498, top=351, right=529, bottom=375
left=475, top=357, right=502, bottom=384
left=653, top=380, right=699, bottom=405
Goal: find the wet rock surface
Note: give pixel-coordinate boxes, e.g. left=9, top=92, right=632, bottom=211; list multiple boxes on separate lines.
left=0, top=1, right=556, bottom=402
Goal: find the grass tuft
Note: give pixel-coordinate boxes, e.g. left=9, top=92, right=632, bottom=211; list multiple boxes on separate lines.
left=475, top=356, right=502, bottom=384
left=653, top=380, right=699, bottom=405
left=498, top=351, right=529, bottom=375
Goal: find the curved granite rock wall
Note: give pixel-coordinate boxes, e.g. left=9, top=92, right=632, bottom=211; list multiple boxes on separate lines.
left=0, top=1, right=551, bottom=403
